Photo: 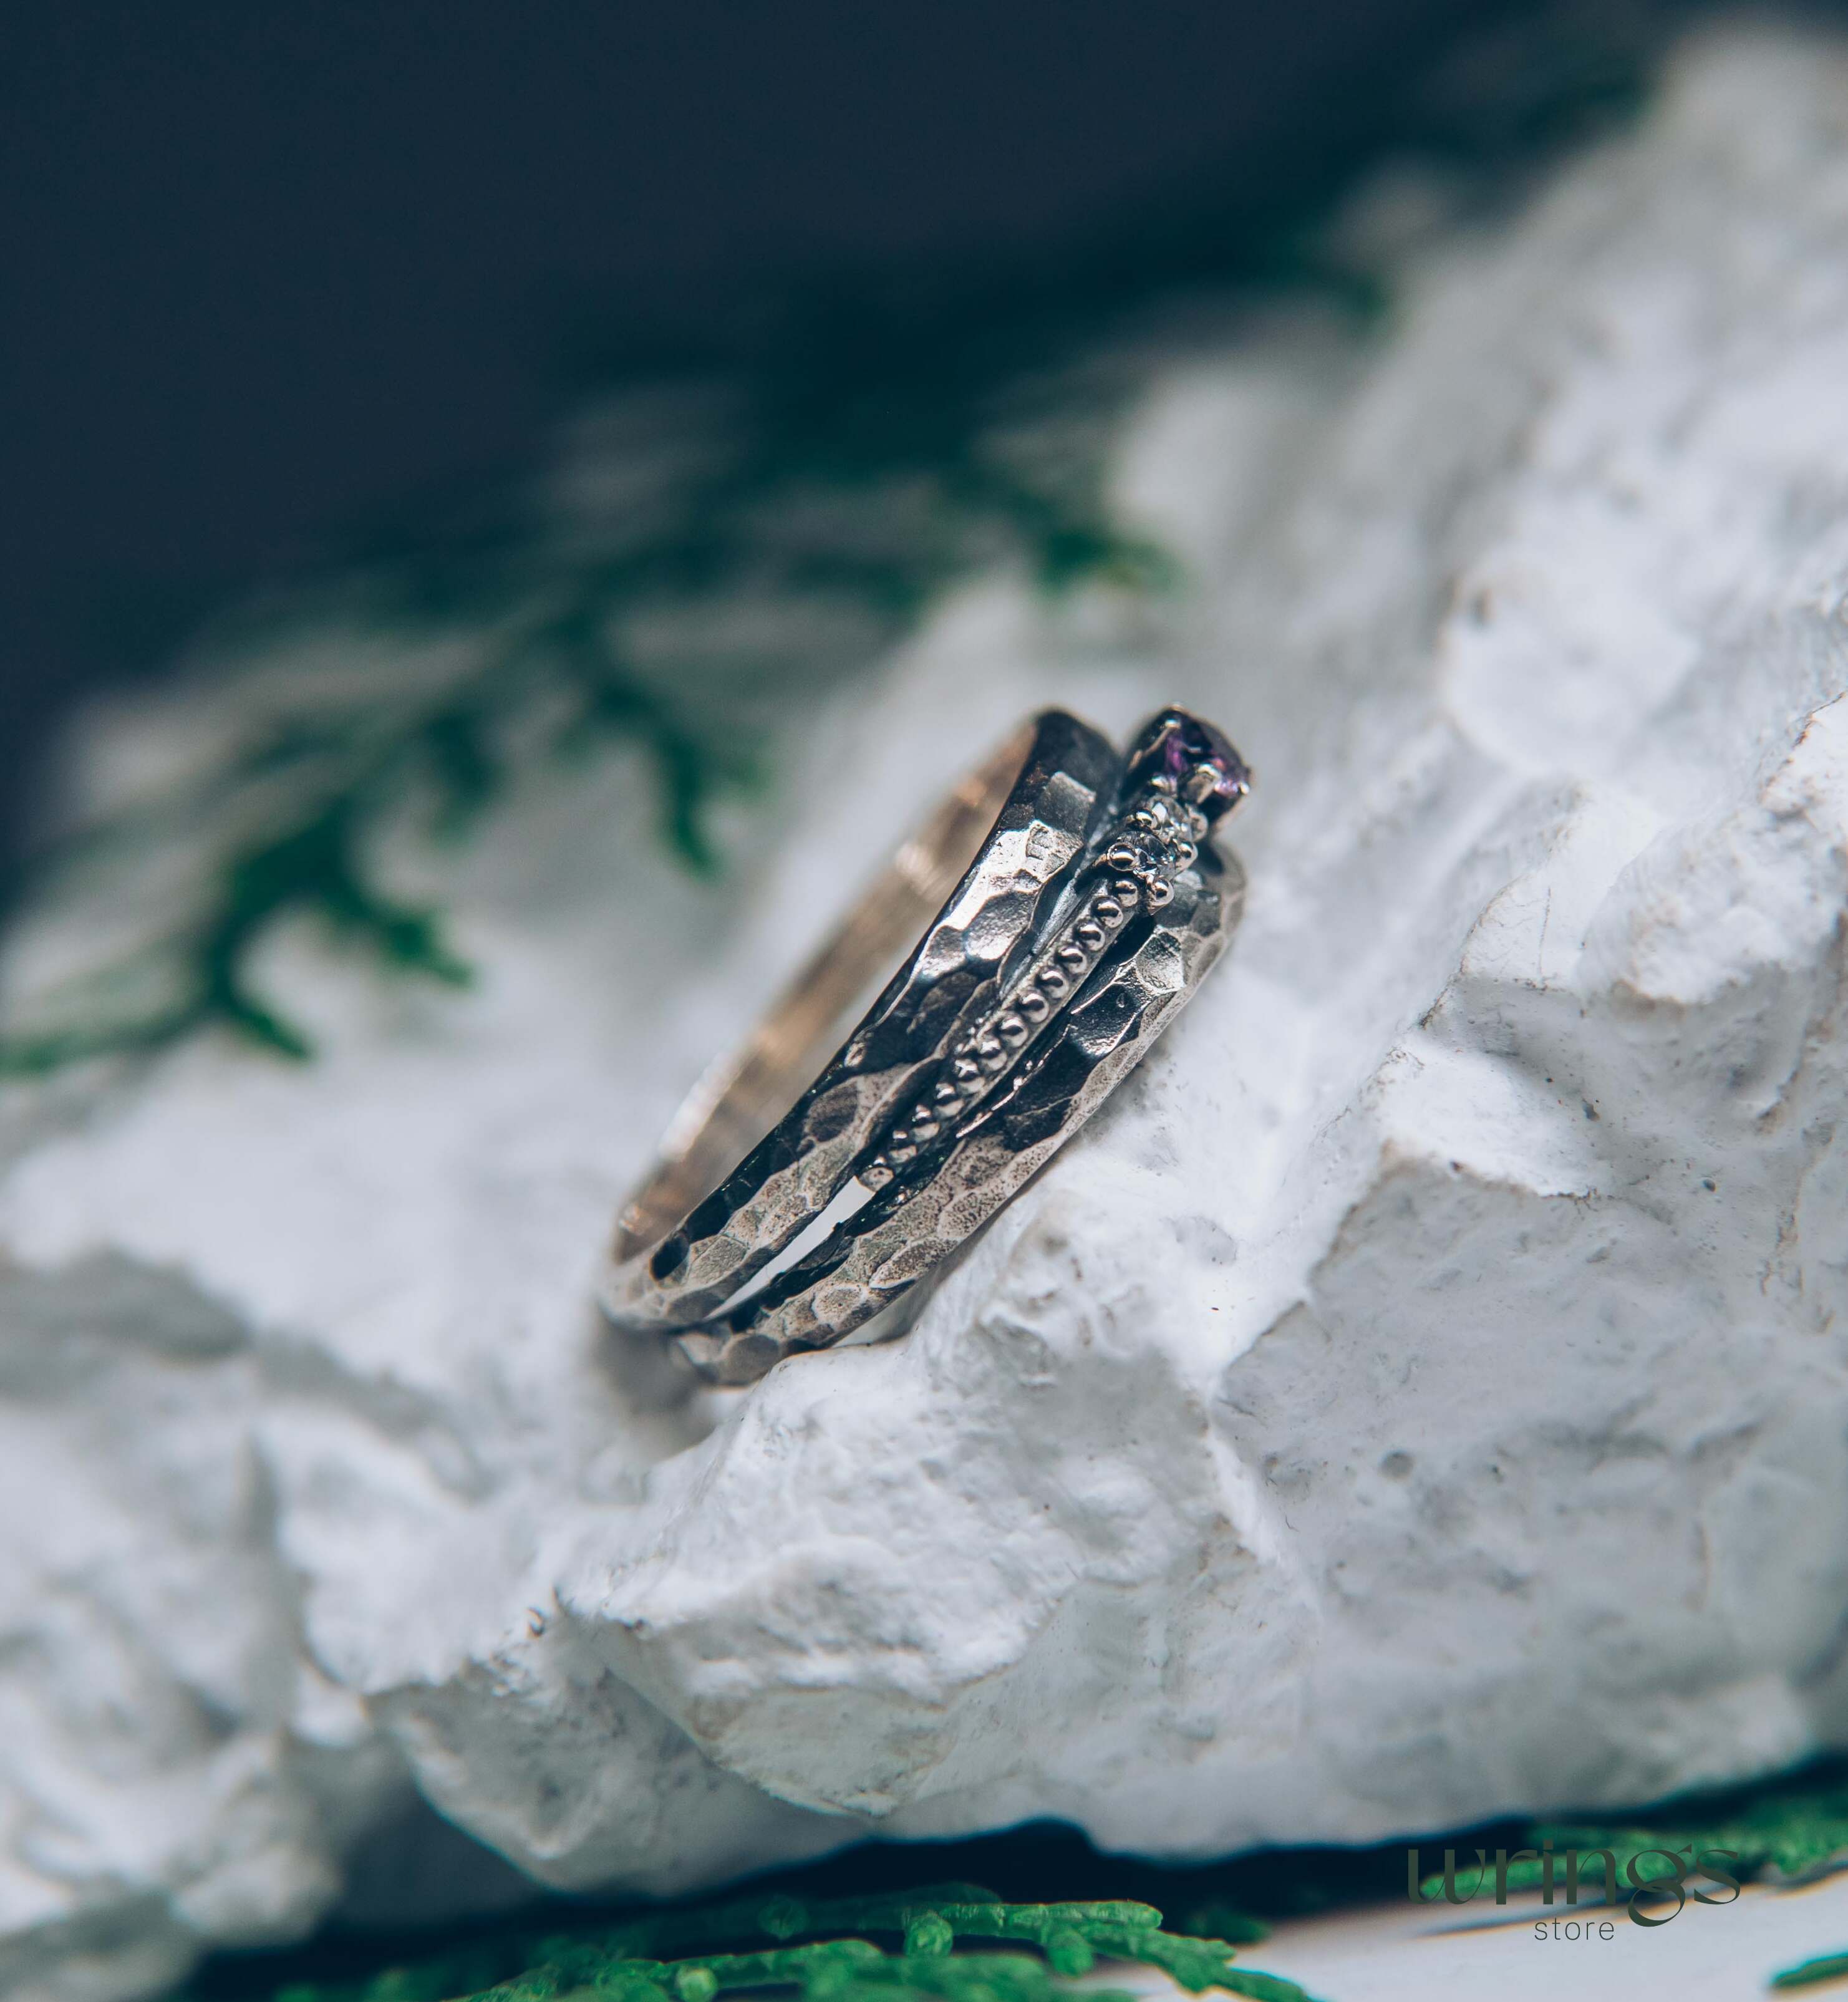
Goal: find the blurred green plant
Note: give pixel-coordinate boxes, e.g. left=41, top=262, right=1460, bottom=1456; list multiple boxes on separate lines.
left=1413, top=1759, right=1848, bottom=1906
left=1403, top=1756, right=1848, bottom=1987
left=1776, top=1946, right=1848, bottom=1990
left=1526, top=1769, right=1848, bottom=1895
left=0, top=2, right=1653, bottom=1079
left=170, top=1759, right=1848, bottom=2002
left=0, top=423, right=1165, bottom=1074
left=175, top=1884, right=1303, bottom=2002
left=0, top=306, right=1179, bottom=1075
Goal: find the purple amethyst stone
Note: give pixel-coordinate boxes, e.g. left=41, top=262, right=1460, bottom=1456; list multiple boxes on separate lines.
left=1124, top=707, right=1252, bottom=823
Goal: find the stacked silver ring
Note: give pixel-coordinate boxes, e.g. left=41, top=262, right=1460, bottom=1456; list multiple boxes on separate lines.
left=604, top=705, right=1251, bottom=1385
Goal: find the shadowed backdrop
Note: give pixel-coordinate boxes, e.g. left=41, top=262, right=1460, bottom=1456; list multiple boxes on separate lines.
left=0, top=0, right=1527, bottom=853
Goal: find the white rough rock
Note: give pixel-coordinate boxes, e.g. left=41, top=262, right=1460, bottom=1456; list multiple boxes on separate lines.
left=9, top=22, right=1848, bottom=1999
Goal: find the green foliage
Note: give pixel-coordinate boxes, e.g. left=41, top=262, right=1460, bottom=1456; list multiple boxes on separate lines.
left=1502, top=1764, right=1848, bottom=1897
left=1774, top=1946, right=1848, bottom=1990
left=1407, top=1755, right=1848, bottom=1987
left=0, top=619, right=761, bottom=1073
left=1413, top=1758, right=1848, bottom=1903
left=174, top=1763, right=1848, bottom=2002
left=0, top=6, right=1657, bottom=1080
left=178, top=1884, right=1306, bottom=2002
left=0, top=311, right=1172, bottom=1075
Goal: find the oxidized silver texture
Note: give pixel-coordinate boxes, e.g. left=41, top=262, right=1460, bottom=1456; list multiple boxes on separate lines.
left=605, top=707, right=1251, bottom=1385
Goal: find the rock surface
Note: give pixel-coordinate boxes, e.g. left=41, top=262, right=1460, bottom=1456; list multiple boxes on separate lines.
left=10, top=22, right=1848, bottom=1998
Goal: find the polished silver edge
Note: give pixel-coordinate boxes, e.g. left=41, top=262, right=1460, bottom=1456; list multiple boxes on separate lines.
left=604, top=705, right=1251, bottom=1385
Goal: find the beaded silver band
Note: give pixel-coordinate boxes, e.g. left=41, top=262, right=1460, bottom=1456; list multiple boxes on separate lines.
left=603, top=705, right=1251, bottom=1385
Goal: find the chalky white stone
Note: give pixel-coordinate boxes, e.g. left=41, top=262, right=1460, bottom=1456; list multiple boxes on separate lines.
left=8, top=22, right=1848, bottom=1999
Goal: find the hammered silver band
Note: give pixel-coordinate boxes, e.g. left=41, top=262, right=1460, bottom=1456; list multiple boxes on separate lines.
left=604, top=705, right=1251, bottom=1385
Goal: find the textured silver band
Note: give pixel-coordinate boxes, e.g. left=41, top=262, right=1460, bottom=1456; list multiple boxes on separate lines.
left=604, top=705, right=1251, bottom=1385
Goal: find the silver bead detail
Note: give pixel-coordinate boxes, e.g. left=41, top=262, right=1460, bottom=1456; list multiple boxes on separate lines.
left=998, top=1012, right=1030, bottom=1042
left=1074, top=919, right=1106, bottom=950
left=952, top=1054, right=980, bottom=1081
left=1111, top=878, right=1142, bottom=902
left=1144, top=878, right=1174, bottom=907
left=1056, top=942, right=1088, bottom=973
left=1038, top=966, right=1070, bottom=998
left=1018, top=990, right=1050, bottom=1021
left=1093, top=896, right=1122, bottom=924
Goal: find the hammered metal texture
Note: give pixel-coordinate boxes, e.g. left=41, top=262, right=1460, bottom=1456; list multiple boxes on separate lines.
left=606, top=712, right=1118, bottom=1329
left=604, top=707, right=1249, bottom=1385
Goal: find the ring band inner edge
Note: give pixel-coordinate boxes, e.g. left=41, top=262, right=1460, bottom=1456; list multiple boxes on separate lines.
left=610, top=717, right=1040, bottom=1262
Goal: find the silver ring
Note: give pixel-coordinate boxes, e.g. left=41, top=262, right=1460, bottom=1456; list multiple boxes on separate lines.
left=603, top=705, right=1252, bottom=1385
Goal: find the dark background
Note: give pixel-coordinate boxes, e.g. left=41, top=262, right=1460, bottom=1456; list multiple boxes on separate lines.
left=2, top=1, right=1518, bottom=849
